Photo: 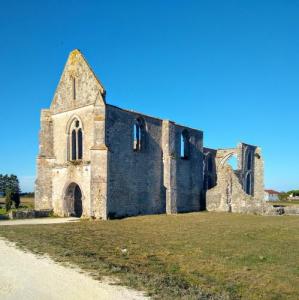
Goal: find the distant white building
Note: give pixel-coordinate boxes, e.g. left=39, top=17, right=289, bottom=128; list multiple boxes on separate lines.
left=264, top=189, right=280, bottom=201
left=288, top=193, right=299, bottom=200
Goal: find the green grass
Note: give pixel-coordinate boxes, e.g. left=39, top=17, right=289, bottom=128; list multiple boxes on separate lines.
left=0, top=212, right=298, bottom=299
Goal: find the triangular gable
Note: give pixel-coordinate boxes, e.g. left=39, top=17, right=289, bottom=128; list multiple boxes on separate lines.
left=50, top=49, right=106, bottom=114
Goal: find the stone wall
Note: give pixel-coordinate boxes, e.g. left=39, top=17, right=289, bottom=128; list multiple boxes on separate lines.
left=35, top=109, right=54, bottom=210
left=174, top=125, right=203, bottom=212
left=9, top=209, right=53, bottom=220
left=105, top=105, right=204, bottom=218
left=106, top=105, right=165, bottom=218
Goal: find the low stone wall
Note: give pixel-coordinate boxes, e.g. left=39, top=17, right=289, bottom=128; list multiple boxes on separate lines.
left=283, top=206, right=299, bottom=216
left=9, top=209, right=53, bottom=220
left=262, top=205, right=299, bottom=216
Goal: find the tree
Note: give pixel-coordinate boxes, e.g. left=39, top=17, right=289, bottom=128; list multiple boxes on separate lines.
left=288, top=190, right=299, bottom=197
left=278, top=192, right=288, bottom=201
left=0, top=174, right=20, bottom=195
left=5, top=188, right=12, bottom=211
left=0, top=174, right=4, bottom=194
left=0, top=174, right=21, bottom=208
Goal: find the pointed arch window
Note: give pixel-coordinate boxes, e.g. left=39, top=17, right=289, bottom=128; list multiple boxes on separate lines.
left=180, top=130, right=190, bottom=159
left=133, top=117, right=145, bottom=151
left=68, top=118, right=83, bottom=161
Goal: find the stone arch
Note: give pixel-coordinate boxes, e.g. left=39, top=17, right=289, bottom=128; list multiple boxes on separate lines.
left=218, top=151, right=238, bottom=169
left=65, top=114, right=84, bottom=133
left=66, top=115, right=84, bottom=161
left=63, top=182, right=83, bottom=217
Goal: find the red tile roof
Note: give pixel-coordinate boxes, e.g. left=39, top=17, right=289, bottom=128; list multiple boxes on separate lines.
left=264, top=189, right=280, bottom=195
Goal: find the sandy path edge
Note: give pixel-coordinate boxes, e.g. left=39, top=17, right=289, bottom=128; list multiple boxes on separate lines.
left=0, top=238, right=149, bottom=300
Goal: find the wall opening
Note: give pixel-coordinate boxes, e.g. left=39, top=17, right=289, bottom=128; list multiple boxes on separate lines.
left=180, top=130, right=190, bottom=159
left=64, top=183, right=83, bottom=217
left=68, top=118, right=83, bottom=161
left=245, top=173, right=252, bottom=195
left=246, top=151, right=252, bottom=170
left=226, top=155, right=238, bottom=170
left=133, top=117, right=145, bottom=151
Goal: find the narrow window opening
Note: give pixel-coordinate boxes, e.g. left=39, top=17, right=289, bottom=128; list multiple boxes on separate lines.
left=247, top=151, right=252, bottom=170
left=72, top=77, right=76, bottom=100
left=180, top=130, right=190, bottom=159
left=180, top=134, right=184, bottom=158
left=245, top=173, right=252, bottom=195
left=78, top=129, right=83, bottom=159
left=133, top=118, right=144, bottom=152
left=71, top=129, right=77, bottom=160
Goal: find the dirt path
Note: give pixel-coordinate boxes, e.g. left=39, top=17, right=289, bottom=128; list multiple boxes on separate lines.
left=0, top=239, right=148, bottom=300
left=0, top=217, right=80, bottom=226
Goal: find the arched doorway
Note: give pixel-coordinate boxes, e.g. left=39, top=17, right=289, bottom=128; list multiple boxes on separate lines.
left=64, top=183, right=83, bottom=217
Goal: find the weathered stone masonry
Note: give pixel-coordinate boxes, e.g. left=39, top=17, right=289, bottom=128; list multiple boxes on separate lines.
left=35, top=49, right=265, bottom=219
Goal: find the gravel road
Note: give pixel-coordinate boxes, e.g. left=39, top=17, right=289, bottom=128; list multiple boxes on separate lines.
left=0, top=239, right=148, bottom=300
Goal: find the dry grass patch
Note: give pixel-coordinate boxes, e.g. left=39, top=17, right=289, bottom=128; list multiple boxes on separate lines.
left=0, top=212, right=298, bottom=299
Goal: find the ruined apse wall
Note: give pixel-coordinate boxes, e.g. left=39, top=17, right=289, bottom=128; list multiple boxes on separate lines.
left=206, top=143, right=265, bottom=214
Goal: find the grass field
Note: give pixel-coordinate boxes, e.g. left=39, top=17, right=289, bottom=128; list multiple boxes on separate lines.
left=0, top=212, right=298, bottom=299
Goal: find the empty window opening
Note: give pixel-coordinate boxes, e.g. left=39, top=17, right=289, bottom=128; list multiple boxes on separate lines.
left=227, top=155, right=238, bottom=170
left=71, top=129, right=77, bottom=160
left=133, top=118, right=145, bottom=151
left=246, top=151, right=252, bottom=170
left=78, top=129, right=83, bottom=159
left=69, top=118, right=83, bottom=161
left=180, top=130, right=190, bottom=159
left=245, top=173, right=252, bottom=195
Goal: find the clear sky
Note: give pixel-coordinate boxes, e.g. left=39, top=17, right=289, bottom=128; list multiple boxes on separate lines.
left=0, top=0, right=298, bottom=192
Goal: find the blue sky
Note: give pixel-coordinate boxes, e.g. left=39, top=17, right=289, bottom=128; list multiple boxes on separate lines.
left=0, top=0, right=298, bottom=192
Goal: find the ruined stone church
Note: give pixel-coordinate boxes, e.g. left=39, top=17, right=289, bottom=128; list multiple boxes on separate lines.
left=35, top=49, right=265, bottom=219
